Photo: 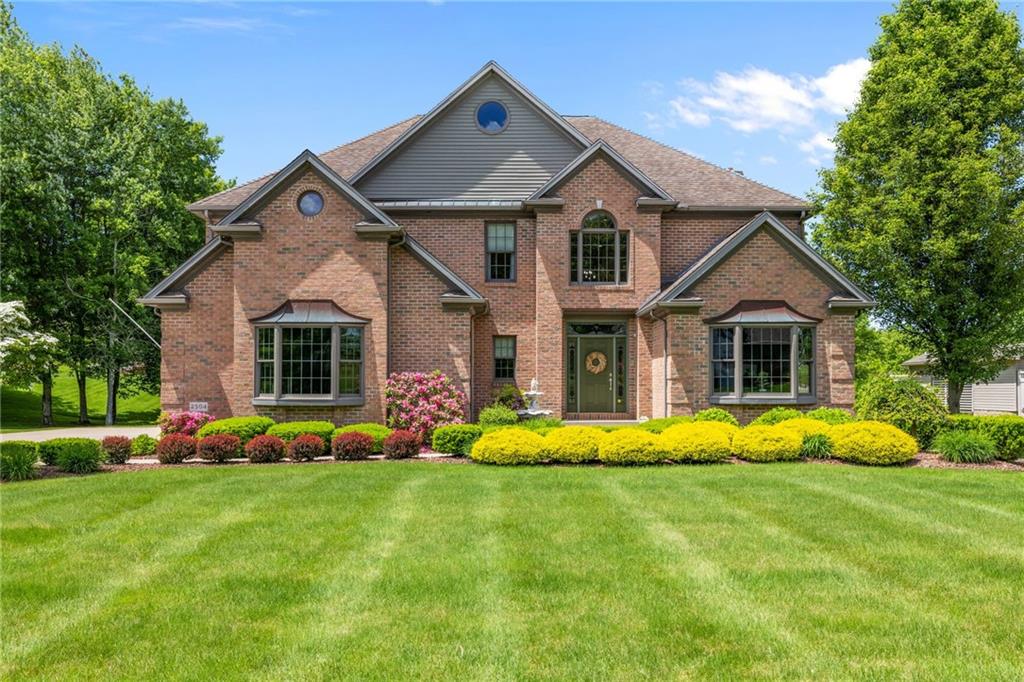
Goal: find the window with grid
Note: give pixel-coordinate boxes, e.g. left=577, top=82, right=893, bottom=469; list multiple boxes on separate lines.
left=281, top=327, right=333, bottom=395
left=742, top=327, right=792, bottom=394
left=338, top=327, right=363, bottom=396
left=797, top=327, right=814, bottom=395
left=493, top=336, right=516, bottom=380
left=256, top=327, right=275, bottom=396
left=711, top=328, right=735, bottom=394
left=569, top=211, right=628, bottom=284
left=486, top=222, right=516, bottom=281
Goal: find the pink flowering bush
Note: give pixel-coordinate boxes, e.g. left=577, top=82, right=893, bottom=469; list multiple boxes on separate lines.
left=384, top=370, right=467, bottom=442
left=158, top=410, right=216, bottom=437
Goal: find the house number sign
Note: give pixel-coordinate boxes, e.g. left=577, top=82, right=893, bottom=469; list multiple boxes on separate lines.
left=189, top=401, right=209, bottom=413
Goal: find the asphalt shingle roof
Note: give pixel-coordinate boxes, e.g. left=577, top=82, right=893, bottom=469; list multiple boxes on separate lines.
left=189, top=114, right=807, bottom=212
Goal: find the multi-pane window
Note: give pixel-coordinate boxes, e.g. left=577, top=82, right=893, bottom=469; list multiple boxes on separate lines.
left=338, top=328, right=363, bottom=396
left=254, top=325, right=363, bottom=400
left=486, top=222, right=516, bottom=281
left=493, top=336, right=516, bottom=380
left=256, top=328, right=275, bottom=396
left=569, top=211, right=629, bottom=285
left=282, top=327, right=332, bottom=395
left=711, top=326, right=815, bottom=398
left=711, top=328, right=735, bottom=394
left=743, top=327, right=791, bottom=394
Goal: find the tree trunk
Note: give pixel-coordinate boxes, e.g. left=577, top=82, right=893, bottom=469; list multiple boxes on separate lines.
left=105, top=365, right=117, bottom=425
left=947, top=380, right=964, bottom=414
left=40, top=371, right=54, bottom=427
left=75, top=368, right=90, bottom=424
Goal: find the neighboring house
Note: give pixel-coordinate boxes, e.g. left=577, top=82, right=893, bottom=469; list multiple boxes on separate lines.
left=903, top=354, right=1024, bottom=415
left=141, top=62, right=873, bottom=424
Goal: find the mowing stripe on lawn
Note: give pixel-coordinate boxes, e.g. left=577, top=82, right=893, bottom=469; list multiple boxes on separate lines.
left=2, top=467, right=338, bottom=676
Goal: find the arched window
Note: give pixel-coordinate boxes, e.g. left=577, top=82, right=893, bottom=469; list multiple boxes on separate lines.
left=569, top=210, right=629, bottom=285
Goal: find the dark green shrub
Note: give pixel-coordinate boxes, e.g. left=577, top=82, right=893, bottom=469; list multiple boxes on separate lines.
left=856, top=376, right=946, bottom=448
left=933, top=431, right=997, bottom=464
left=1, top=441, right=39, bottom=481
left=131, top=434, right=158, bottom=457
left=383, top=430, right=421, bottom=459
left=37, top=439, right=63, bottom=465
left=976, top=415, right=1024, bottom=460
left=245, top=435, right=285, bottom=463
left=101, top=436, right=133, bottom=464
left=50, top=438, right=104, bottom=473
left=517, top=417, right=562, bottom=432
left=637, top=416, right=693, bottom=433
left=156, top=434, right=197, bottom=464
left=432, top=424, right=483, bottom=455
left=805, top=407, right=854, bottom=425
left=197, top=434, right=241, bottom=462
left=693, top=407, right=740, bottom=427
left=479, top=404, right=518, bottom=427
left=490, top=384, right=525, bottom=411
left=196, top=416, right=275, bottom=444
left=266, top=421, right=335, bottom=448
left=332, top=423, right=391, bottom=453
left=751, top=407, right=802, bottom=426
left=332, top=432, right=374, bottom=460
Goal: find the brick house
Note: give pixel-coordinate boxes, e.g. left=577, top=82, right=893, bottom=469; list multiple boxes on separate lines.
left=141, top=62, right=873, bottom=425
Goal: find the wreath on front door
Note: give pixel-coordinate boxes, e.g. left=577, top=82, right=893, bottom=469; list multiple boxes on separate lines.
left=584, top=351, right=608, bottom=374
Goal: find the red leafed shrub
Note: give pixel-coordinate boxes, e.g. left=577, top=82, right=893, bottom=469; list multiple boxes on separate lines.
left=156, top=434, right=197, bottom=464
left=101, top=436, right=133, bottom=464
left=332, top=431, right=374, bottom=461
left=289, top=434, right=324, bottom=462
left=197, top=434, right=241, bottom=463
left=383, top=429, right=421, bottom=459
left=245, top=434, right=285, bottom=463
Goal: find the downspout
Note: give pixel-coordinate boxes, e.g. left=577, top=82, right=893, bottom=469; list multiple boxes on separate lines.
left=647, top=308, right=669, bottom=418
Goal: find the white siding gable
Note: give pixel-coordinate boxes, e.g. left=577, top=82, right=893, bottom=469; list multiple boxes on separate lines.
left=356, top=76, right=582, bottom=200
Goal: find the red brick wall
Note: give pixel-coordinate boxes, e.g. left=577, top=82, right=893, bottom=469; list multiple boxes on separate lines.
left=661, top=211, right=804, bottom=280
left=400, top=214, right=537, bottom=417
left=389, top=245, right=473, bottom=403
left=663, top=227, right=857, bottom=423
left=160, top=249, right=235, bottom=417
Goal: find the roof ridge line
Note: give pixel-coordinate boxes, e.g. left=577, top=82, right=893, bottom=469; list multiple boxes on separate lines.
left=572, top=115, right=808, bottom=206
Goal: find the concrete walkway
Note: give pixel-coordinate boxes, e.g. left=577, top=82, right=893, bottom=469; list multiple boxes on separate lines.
left=0, top=425, right=160, bottom=442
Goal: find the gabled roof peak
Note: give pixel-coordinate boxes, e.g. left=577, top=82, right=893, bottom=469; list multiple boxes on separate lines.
left=529, top=138, right=674, bottom=201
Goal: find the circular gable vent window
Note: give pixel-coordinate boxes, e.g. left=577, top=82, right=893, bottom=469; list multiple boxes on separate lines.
left=297, top=191, right=324, bottom=217
left=476, top=101, right=509, bottom=134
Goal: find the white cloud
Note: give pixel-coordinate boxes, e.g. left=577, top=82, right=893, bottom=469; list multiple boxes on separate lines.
left=812, top=58, right=870, bottom=113
left=798, top=131, right=836, bottom=154
left=668, top=98, right=710, bottom=127
left=166, top=17, right=283, bottom=33
left=759, top=155, right=778, bottom=166
left=641, top=80, right=665, bottom=97
left=693, top=67, right=816, bottom=132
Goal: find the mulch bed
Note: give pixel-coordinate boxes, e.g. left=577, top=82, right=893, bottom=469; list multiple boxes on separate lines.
left=15, top=451, right=1020, bottom=483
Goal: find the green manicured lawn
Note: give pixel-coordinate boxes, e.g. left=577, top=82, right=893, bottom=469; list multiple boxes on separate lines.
left=3, top=463, right=1022, bottom=680
left=0, top=367, right=159, bottom=432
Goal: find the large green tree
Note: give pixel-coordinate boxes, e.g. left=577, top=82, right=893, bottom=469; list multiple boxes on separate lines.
left=0, top=2, right=228, bottom=425
left=813, top=0, right=1024, bottom=412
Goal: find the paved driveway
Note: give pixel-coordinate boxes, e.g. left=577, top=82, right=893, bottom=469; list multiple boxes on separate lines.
left=0, top=425, right=160, bottom=442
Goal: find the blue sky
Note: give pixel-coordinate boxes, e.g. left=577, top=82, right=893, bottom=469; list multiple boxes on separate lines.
left=11, top=2, right=976, bottom=199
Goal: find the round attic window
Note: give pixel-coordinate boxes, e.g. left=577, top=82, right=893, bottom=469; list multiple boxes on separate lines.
left=475, top=101, right=509, bottom=134
left=297, top=191, right=323, bottom=217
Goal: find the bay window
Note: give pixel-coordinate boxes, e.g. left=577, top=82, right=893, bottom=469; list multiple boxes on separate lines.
left=251, top=301, right=367, bottom=405
left=710, top=325, right=815, bottom=402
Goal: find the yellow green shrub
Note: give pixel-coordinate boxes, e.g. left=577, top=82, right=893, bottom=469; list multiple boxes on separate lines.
left=776, top=418, right=834, bottom=459
left=470, top=428, right=544, bottom=465
left=732, top=425, right=803, bottom=462
left=659, top=423, right=731, bottom=463
left=598, top=429, right=670, bottom=465
left=830, top=421, right=918, bottom=465
left=664, top=420, right=739, bottom=444
left=540, top=426, right=605, bottom=463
